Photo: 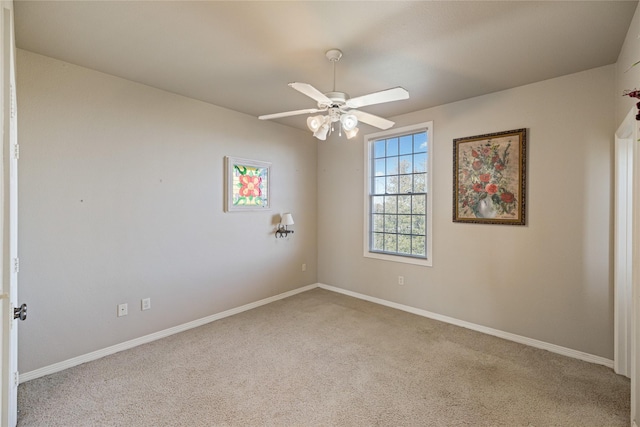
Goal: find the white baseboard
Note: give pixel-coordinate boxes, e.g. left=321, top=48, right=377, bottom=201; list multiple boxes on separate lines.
left=21, top=282, right=613, bottom=383
left=19, top=284, right=319, bottom=383
left=318, top=283, right=614, bottom=369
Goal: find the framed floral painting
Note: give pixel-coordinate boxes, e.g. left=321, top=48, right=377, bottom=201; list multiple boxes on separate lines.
left=453, top=129, right=527, bottom=225
left=225, top=156, right=270, bottom=212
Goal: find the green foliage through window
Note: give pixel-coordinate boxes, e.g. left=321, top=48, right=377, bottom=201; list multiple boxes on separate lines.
left=369, top=129, right=429, bottom=259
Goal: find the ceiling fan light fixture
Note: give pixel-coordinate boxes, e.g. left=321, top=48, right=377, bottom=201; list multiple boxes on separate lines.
left=259, top=49, right=409, bottom=138
left=340, top=113, right=358, bottom=131
left=307, top=115, right=325, bottom=132
left=345, top=127, right=359, bottom=139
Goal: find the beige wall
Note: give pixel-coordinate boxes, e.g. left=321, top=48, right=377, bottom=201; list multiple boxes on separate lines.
left=318, top=65, right=616, bottom=359
left=16, top=50, right=318, bottom=372
left=17, top=15, right=634, bottom=371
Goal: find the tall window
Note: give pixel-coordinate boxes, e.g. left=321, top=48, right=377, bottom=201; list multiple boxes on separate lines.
left=364, top=122, right=433, bottom=266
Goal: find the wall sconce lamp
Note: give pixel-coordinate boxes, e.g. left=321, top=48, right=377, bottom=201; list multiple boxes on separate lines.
left=275, top=213, right=294, bottom=238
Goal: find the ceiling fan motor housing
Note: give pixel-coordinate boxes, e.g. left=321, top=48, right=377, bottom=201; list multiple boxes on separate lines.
left=319, top=91, right=349, bottom=109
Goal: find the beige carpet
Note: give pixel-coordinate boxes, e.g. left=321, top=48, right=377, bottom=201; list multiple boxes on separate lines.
left=18, top=288, right=629, bottom=426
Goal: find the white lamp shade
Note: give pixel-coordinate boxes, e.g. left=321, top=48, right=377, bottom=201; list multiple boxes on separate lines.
left=313, top=123, right=330, bottom=140
left=345, top=127, right=359, bottom=139
left=281, top=213, right=294, bottom=226
left=340, top=113, right=358, bottom=131
left=307, top=115, right=324, bottom=132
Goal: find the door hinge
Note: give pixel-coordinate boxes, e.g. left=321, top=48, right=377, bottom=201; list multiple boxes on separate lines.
left=13, top=144, right=19, bottom=160
left=13, top=371, right=18, bottom=387
left=13, top=257, right=19, bottom=273
left=10, top=84, right=15, bottom=119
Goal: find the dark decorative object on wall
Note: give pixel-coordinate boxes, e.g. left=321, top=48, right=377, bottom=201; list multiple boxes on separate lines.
left=453, top=129, right=527, bottom=225
left=622, top=89, right=640, bottom=121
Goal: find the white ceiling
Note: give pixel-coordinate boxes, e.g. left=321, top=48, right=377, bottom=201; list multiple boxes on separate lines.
left=13, top=1, right=639, bottom=132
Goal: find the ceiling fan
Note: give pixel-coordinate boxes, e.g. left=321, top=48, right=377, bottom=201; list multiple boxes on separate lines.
left=258, top=49, right=409, bottom=140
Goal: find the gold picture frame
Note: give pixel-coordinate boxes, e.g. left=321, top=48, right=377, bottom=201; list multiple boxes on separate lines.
left=453, top=129, right=526, bottom=225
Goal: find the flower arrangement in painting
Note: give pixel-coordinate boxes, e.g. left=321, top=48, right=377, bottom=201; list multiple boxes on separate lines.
left=623, top=59, right=640, bottom=121
left=623, top=89, right=640, bottom=121
left=457, top=141, right=517, bottom=219
left=233, top=164, right=264, bottom=206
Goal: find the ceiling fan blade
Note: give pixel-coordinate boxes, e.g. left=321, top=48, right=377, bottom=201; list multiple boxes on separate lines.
left=289, top=82, right=332, bottom=106
left=346, top=87, right=409, bottom=109
left=350, top=110, right=395, bottom=130
left=259, top=108, right=323, bottom=120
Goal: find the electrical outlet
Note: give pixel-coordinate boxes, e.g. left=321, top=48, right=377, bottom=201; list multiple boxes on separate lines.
left=398, top=276, right=404, bottom=285
left=141, top=298, right=151, bottom=311
left=302, top=263, right=307, bottom=272
left=117, top=303, right=128, bottom=317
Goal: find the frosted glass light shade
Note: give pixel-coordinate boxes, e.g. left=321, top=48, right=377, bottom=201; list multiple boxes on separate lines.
left=340, top=113, right=358, bottom=131
left=345, top=127, right=359, bottom=139
left=281, top=213, right=294, bottom=226
left=313, top=123, right=330, bottom=140
left=307, top=115, right=324, bottom=132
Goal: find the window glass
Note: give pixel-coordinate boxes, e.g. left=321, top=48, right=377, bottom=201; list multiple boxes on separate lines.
left=365, top=123, right=433, bottom=266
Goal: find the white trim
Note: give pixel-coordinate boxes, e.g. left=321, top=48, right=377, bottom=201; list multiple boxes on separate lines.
left=22, top=282, right=615, bottom=384
left=318, top=283, right=614, bottom=368
left=19, top=284, right=318, bottom=383
left=632, top=111, right=640, bottom=427
left=614, top=107, right=636, bottom=378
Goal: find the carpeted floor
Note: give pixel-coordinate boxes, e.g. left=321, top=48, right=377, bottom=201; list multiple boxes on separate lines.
left=18, top=288, right=630, bottom=426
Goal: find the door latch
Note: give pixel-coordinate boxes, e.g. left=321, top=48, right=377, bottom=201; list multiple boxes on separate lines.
left=13, top=303, right=26, bottom=321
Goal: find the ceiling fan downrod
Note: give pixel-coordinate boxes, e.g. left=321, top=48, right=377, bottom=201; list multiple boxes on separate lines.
left=326, top=49, right=343, bottom=92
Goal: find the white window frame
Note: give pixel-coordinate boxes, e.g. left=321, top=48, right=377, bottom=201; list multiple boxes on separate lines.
left=363, top=121, right=433, bottom=267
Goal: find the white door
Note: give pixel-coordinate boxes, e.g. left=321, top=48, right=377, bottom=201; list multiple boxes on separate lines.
left=633, top=115, right=640, bottom=427
left=0, top=1, right=19, bottom=425
left=615, top=108, right=637, bottom=379
left=615, top=126, right=633, bottom=378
